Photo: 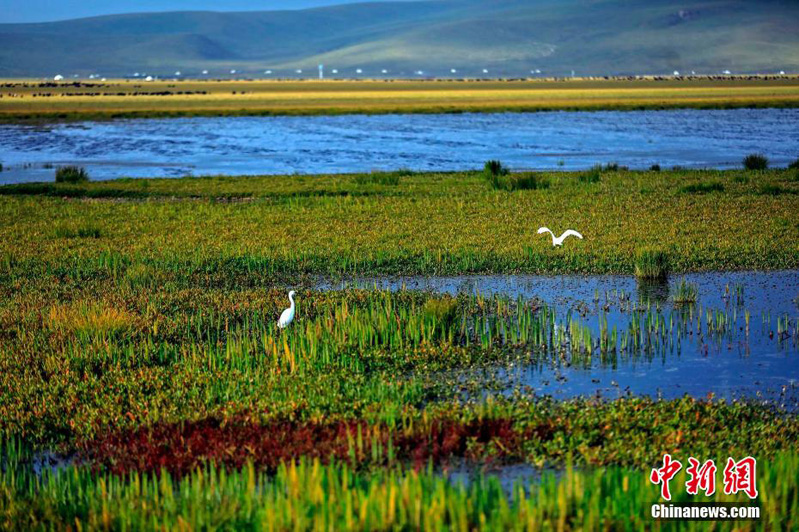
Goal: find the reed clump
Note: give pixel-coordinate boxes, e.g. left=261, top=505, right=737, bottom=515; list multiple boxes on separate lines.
left=634, top=249, right=670, bottom=280
left=55, top=165, right=90, bottom=183
left=743, top=153, right=769, bottom=171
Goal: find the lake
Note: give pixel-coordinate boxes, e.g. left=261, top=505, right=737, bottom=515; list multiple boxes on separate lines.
left=1, top=108, right=798, bottom=183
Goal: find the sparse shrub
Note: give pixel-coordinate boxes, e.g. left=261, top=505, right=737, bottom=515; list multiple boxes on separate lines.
left=649, top=164, right=661, bottom=172
left=743, top=153, right=768, bottom=171
left=483, top=160, right=509, bottom=177
left=788, top=158, right=799, bottom=170
left=579, top=165, right=602, bottom=184
left=603, top=162, right=620, bottom=171
left=680, top=182, right=724, bottom=194
left=672, top=278, right=699, bottom=305
left=55, top=165, right=90, bottom=183
left=635, top=248, right=670, bottom=280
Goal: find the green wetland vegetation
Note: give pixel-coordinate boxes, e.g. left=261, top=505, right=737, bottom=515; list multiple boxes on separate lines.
left=1, top=167, right=799, bottom=529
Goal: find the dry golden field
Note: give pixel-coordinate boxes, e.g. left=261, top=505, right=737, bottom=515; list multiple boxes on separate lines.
left=2, top=77, right=799, bottom=121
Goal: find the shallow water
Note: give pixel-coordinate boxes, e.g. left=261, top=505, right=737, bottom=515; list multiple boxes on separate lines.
left=2, top=108, right=799, bottom=183
left=322, top=271, right=799, bottom=407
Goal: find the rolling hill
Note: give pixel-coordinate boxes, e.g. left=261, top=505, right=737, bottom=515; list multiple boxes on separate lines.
left=0, top=0, right=797, bottom=77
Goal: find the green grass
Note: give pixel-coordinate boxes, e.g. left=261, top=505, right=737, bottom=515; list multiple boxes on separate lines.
left=680, top=182, right=725, bottom=194
left=1, top=441, right=795, bottom=531
left=2, top=169, right=798, bottom=277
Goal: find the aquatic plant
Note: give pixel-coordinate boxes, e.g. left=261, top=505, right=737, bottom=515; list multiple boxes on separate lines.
left=2, top=442, right=797, bottom=531
left=743, top=153, right=769, bottom=170
left=55, top=165, right=90, bottom=183
left=634, top=249, right=670, bottom=280
left=671, top=278, right=699, bottom=305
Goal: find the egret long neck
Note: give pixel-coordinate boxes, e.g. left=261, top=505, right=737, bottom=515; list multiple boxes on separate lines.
left=289, top=294, right=295, bottom=308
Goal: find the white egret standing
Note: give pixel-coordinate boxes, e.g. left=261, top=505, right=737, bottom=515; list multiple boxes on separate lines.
left=278, top=290, right=296, bottom=329
left=538, top=227, right=583, bottom=247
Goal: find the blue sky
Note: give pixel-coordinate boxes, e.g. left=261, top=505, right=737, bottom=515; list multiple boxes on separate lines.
left=1, top=1, right=409, bottom=23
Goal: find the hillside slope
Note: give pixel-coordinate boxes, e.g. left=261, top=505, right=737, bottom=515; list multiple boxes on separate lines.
left=0, top=0, right=797, bottom=77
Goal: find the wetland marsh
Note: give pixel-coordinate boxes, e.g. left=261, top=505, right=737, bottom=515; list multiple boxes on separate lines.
left=1, top=165, right=798, bottom=528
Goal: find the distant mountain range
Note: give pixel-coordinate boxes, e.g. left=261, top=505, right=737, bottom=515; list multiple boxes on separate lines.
left=1, top=0, right=797, bottom=77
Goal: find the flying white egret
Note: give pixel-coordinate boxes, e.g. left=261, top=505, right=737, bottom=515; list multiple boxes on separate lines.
left=538, top=227, right=583, bottom=247
left=278, top=290, right=296, bottom=329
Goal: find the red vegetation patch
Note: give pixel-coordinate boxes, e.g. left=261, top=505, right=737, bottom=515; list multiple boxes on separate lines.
left=80, top=416, right=552, bottom=477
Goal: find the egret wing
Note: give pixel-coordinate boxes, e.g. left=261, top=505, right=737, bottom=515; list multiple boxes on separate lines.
left=561, top=230, right=583, bottom=240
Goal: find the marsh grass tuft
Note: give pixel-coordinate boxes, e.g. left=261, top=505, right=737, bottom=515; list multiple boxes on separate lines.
left=48, top=301, right=135, bottom=339
left=483, top=160, right=509, bottom=178
left=788, top=158, right=799, bottom=170
left=671, top=278, right=699, bottom=305
left=681, top=182, right=724, bottom=194
left=55, top=165, right=90, bottom=183
left=578, top=165, right=602, bottom=184
left=487, top=172, right=549, bottom=191
left=743, top=153, right=769, bottom=171
left=758, top=184, right=789, bottom=196
left=354, top=171, right=401, bottom=186
left=635, top=249, right=670, bottom=280
left=54, top=224, right=102, bottom=239
left=422, top=297, right=459, bottom=331
left=649, top=164, right=661, bottom=172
